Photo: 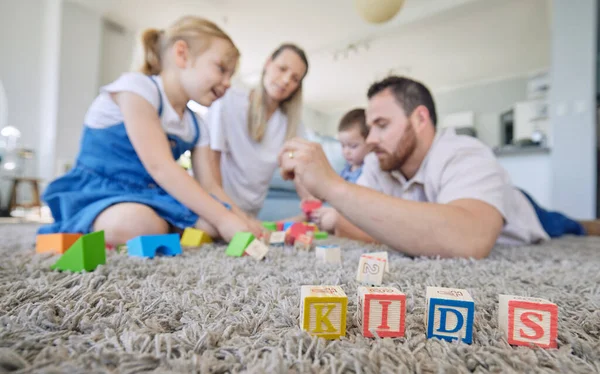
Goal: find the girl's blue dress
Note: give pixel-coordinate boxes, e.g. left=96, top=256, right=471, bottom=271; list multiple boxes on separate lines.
left=38, top=77, right=201, bottom=234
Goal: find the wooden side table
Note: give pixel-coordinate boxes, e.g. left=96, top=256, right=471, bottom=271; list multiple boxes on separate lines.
left=6, top=177, right=42, bottom=213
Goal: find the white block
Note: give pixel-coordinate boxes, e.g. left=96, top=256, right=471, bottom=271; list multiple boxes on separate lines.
left=356, top=254, right=386, bottom=285
left=316, top=245, right=341, bottom=264
left=269, top=231, right=286, bottom=245
left=370, top=251, right=389, bottom=272
left=498, top=294, right=558, bottom=349
left=244, top=239, right=269, bottom=260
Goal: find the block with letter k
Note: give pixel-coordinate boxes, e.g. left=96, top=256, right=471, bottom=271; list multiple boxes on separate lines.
left=425, top=286, right=475, bottom=344
left=300, top=285, right=348, bottom=339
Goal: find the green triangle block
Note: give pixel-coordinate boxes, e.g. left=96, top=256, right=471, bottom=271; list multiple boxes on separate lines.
left=314, top=231, right=329, bottom=240
left=262, top=222, right=277, bottom=231
left=51, top=231, right=106, bottom=272
left=226, top=232, right=255, bottom=257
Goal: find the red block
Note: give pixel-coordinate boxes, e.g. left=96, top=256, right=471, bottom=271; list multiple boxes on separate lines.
left=358, top=286, right=406, bottom=338
left=499, top=295, right=558, bottom=349
left=301, top=200, right=322, bottom=215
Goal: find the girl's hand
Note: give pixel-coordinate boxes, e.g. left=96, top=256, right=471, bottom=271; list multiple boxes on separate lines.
left=217, top=213, right=252, bottom=242
left=311, top=207, right=339, bottom=233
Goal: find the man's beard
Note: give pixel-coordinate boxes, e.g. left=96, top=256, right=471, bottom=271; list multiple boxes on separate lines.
left=375, top=123, right=417, bottom=172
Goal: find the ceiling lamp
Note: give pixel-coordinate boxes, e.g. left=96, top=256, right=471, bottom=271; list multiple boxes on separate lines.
left=354, top=0, right=405, bottom=24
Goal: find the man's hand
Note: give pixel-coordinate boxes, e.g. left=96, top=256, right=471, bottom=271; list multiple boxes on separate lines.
left=311, top=207, right=339, bottom=233
left=278, top=138, right=344, bottom=201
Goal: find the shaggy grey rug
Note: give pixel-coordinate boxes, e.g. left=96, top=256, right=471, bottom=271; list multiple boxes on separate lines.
left=0, top=223, right=599, bottom=374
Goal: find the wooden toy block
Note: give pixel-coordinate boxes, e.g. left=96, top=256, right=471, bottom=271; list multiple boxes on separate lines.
left=283, top=221, right=294, bottom=231
left=315, top=245, right=341, bottom=264
left=244, top=238, right=270, bottom=260
left=51, top=231, right=106, bottom=272
left=287, top=222, right=316, bottom=245
left=276, top=221, right=284, bottom=231
left=356, top=254, right=386, bottom=286
left=36, top=233, right=82, bottom=254
left=425, top=286, right=475, bottom=344
left=128, top=233, right=182, bottom=258
left=301, top=200, right=322, bottom=216
left=370, top=251, right=389, bottom=272
left=269, top=231, right=286, bottom=245
left=225, top=232, right=255, bottom=257
left=262, top=221, right=277, bottom=231
left=498, top=294, right=558, bottom=349
left=314, top=231, right=328, bottom=240
left=300, top=285, right=347, bottom=339
left=294, top=234, right=313, bottom=251
left=180, top=227, right=212, bottom=247
left=358, top=286, right=406, bottom=338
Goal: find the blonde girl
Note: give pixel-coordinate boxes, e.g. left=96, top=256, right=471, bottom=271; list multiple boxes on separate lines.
left=39, top=16, right=260, bottom=244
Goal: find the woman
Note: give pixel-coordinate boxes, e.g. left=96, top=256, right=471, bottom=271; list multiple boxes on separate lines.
left=206, top=43, right=309, bottom=217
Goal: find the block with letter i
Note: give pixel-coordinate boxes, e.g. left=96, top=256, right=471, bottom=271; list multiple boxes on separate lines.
left=498, top=295, right=558, bottom=349
left=300, top=285, right=347, bottom=339
left=425, top=286, right=475, bottom=344
left=358, top=286, right=406, bottom=338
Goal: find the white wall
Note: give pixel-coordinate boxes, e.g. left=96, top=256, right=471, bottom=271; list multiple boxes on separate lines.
left=434, top=76, right=530, bottom=148
left=0, top=0, right=45, bottom=169
left=0, top=0, right=49, bottom=208
left=550, top=0, right=597, bottom=219
left=100, top=20, right=135, bottom=86
left=54, top=1, right=103, bottom=175
left=303, top=106, right=333, bottom=136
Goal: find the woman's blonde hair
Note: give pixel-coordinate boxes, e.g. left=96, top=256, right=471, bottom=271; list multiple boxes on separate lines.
left=135, top=16, right=239, bottom=76
left=247, top=44, right=309, bottom=143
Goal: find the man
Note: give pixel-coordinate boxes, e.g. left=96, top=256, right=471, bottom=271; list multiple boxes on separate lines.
left=279, top=76, right=600, bottom=258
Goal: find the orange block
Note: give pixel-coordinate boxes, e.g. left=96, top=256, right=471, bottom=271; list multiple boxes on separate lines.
left=36, top=233, right=82, bottom=254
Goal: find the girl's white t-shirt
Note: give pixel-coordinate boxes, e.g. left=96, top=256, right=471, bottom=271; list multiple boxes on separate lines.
left=84, top=72, right=209, bottom=148
left=205, top=86, right=304, bottom=216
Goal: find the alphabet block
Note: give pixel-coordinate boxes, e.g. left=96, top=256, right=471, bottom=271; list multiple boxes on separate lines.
left=356, top=254, right=386, bottom=286
left=358, top=286, right=406, bottom=338
left=498, top=294, right=558, bottom=349
left=315, top=245, right=341, bottom=264
left=244, top=238, right=269, bottom=261
left=225, top=232, right=255, bottom=257
left=294, top=233, right=313, bottom=251
left=36, top=233, right=82, bottom=254
left=425, top=286, right=474, bottom=344
left=262, top=221, right=277, bottom=231
left=127, top=233, right=182, bottom=258
left=370, top=251, right=389, bottom=272
left=51, top=231, right=106, bottom=272
left=180, top=228, right=212, bottom=247
left=300, top=285, right=347, bottom=339
left=314, top=231, right=329, bottom=240
left=269, top=231, right=286, bottom=245
left=301, top=200, right=322, bottom=216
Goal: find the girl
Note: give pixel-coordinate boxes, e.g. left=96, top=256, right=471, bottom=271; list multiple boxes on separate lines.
left=38, top=16, right=261, bottom=245
left=206, top=44, right=309, bottom=218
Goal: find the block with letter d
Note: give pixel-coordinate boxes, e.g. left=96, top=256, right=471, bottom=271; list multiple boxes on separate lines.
left=498, top=294, right=558, bottom=349
left=425, top=286, right=475, bottom=344
left=300, top=285, right=347, bottom=339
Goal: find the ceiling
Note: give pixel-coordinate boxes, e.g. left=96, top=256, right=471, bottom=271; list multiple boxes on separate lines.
left=71, top=0, right=551, bottom=113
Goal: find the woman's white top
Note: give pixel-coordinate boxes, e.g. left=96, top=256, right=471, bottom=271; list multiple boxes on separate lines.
left=205, top=86, right=304, bottom=216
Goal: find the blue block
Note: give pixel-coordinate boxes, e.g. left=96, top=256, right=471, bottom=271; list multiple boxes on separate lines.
left=127, top=233, right=182, bottom=258
left=426, top=298, right=474, bottom=344
left=283, top=221, right=294, bottom=230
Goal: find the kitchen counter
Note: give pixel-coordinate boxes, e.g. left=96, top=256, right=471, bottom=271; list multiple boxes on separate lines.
left=494, top=145, right=551, bottom=156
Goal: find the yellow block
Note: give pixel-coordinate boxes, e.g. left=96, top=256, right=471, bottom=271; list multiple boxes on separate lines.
left=300, top=285, right=347, bottom=339
left=180, top=227, right=212, bottom=247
